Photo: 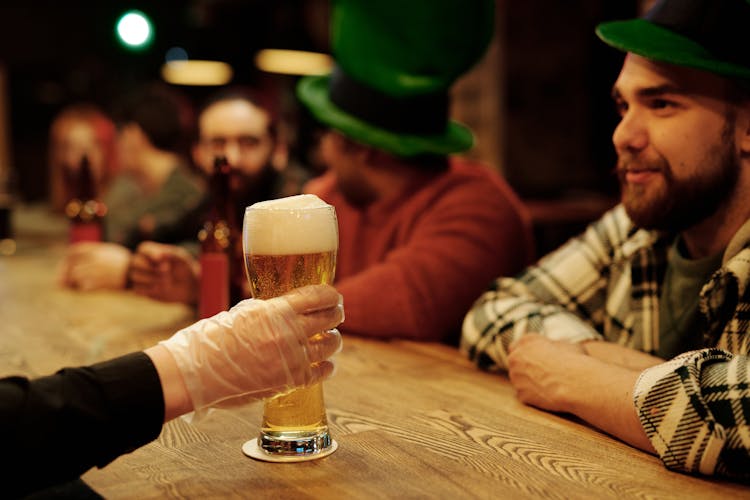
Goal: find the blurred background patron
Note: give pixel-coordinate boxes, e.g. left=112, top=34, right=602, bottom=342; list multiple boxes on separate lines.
left=128, top=87, right=309, bottom=306
left=47, top=103, right=118, bottom=215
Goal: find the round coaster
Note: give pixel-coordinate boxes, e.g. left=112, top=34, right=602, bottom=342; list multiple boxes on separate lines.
left=242, top=439, right=338, bottom=463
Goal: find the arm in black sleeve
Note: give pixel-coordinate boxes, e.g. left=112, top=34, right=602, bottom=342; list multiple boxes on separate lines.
left=0, top=352, right=165, bottom=498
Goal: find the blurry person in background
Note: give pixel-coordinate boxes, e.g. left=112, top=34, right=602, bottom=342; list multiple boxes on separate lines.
left=129, top=87, right=310, bottom=306
left=47, top=103, right=118, bottom=213
left=61, top=86, right=308, bottom=301
left=104, top=82, right=204, bottom=248
left=297, top=0, right=533, bottom=343
left=58, top=83, right=205, bottom=291
left=189, top=87, right=308, bottom=221
left=461, top=0, right=750, bottom=481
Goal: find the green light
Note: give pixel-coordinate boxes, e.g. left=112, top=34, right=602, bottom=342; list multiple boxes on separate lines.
left=116, top=10, right=153, bottom=50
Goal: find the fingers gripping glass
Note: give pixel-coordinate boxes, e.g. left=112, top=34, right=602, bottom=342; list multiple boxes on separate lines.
left=241, top=195, right=339, bottom=462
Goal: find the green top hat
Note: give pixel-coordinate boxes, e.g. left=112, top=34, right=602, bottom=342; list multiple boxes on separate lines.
left=596, top=0, right=750, bottom=81
left=297, top=0, right=494, bottom=157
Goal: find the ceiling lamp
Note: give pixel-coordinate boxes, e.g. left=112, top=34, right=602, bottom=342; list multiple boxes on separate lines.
left=255, top=49, right=333, bottom=76
left=161, top=60, right=234, bottom=86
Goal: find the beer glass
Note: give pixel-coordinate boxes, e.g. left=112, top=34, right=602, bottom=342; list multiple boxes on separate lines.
left=241, top=194, right=338, bottom=462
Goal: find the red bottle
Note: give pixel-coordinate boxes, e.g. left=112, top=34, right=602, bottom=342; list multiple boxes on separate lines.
left=65, top=155, right=106, bottom=243
left=198, top=156, right=240, bottom=318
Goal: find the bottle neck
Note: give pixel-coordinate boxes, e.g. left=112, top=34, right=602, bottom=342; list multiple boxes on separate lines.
left=200, top=163, right=238, bottom=252
left=65, top=157, right=106, bottom=224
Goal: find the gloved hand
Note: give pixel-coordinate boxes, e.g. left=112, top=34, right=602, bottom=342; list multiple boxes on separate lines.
left=160, top=284, right=343, bottom=412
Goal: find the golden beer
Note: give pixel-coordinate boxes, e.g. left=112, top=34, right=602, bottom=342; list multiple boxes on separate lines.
left=243, top=195, right=338, bottom=459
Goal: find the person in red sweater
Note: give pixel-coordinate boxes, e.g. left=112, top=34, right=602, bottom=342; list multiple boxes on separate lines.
left=298, top=0, right=533, bottom=342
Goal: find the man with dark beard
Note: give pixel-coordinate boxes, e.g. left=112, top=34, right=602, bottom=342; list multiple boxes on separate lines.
left=461, top=0, right=750, bottom=482
left=189, top=88, right=306, bottom=217
left=124, top=88, right=308, bottom=305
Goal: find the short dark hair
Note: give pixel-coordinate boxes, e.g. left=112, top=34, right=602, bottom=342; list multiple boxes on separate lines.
left=196, top=86, right=280, bottom=142
left=113, top=83, right=192, bottom=153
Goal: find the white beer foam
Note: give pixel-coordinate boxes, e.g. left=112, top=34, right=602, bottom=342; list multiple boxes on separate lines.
left=244, top=194, right=338, bottom=255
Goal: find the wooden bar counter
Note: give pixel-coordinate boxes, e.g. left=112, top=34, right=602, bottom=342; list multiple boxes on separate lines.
left=1, top=206, right=747, bottom=499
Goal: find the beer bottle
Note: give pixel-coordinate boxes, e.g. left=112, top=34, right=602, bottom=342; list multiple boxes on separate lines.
left=64, top=155, right=106, bottom=243
left=197, top=156, right=241, bottom=318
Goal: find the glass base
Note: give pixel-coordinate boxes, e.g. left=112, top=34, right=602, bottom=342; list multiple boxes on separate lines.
left=261, top=429, right=332, bottom=455
left=242, top=435, right=338, bottom=463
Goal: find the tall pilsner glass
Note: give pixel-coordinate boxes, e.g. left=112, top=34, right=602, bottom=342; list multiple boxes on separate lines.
left=242, top=194, right=338, bottom=461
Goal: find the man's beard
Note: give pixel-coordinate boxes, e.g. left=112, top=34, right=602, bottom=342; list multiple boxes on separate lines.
left=616, top=119, right=739, bottom=232
left=228, top=162, right=279, bottom=221
left=231, top=163, right=278, bottom=205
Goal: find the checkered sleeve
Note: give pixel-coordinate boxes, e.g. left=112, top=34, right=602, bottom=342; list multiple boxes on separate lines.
left=633, top=349, right=750, bottom=480
left=461, top=207, right=633, bottom=371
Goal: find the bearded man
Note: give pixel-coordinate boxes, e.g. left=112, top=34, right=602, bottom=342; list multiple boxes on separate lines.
left=124, top=87, right=308, bottom=305
left=461, top=0, right=750, bottom=481
left=63, top=88, right=307, bottom=302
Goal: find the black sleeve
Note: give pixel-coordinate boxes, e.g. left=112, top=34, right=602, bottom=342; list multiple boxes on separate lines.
left=0, top=352, right=165, bottom=498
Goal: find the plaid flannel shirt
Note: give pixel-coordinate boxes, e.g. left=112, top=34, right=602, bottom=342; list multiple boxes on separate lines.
left=461, top=204, right=750, bottom=480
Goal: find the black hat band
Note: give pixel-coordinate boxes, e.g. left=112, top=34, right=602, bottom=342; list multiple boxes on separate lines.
left=328, top=66, right=449, bottom=136
left=646, top=0, right=750, bottom=68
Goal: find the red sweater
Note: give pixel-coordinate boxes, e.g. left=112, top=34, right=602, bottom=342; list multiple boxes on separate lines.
left=306, top=158, right=533, bottom=343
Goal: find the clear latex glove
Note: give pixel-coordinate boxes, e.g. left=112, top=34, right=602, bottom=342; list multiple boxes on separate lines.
left=160, top=284, right=344, bottom=412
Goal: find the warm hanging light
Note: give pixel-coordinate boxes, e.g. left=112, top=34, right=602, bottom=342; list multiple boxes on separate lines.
left=255, top=49, right=333, bottom=76
left=161, top=60, right=234, bottom=86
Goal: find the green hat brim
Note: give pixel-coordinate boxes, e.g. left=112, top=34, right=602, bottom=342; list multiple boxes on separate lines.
left=297, top=74, right=474, bottom=157
left=596, top=19, right=750, bottom=80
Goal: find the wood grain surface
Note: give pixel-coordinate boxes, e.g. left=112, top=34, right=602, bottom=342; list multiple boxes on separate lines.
left=2, top=206, right=747, bottom=499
